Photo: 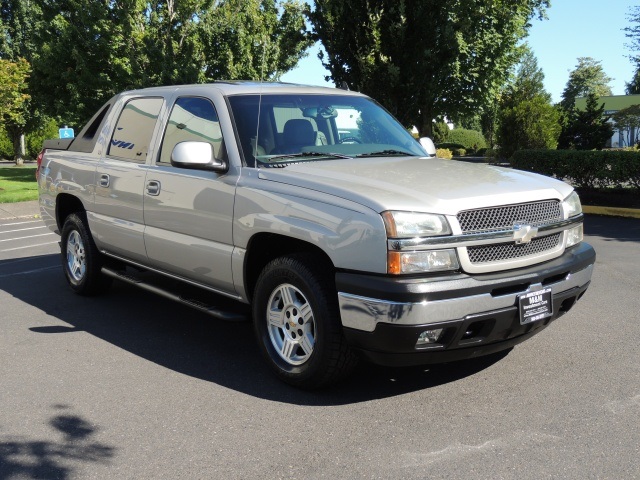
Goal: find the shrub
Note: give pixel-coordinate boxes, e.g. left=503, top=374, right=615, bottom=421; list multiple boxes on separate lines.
left=475, top=148, right=487, bottom=157
left=485, top=149, right=498, bottom=159
left=432, top=121, right=450, bottom=143
left=0, top=118, right=59, bottom=160
left=26, top=118, right=60, bottom=158
left=510, top=149, right=640, bottom=189
left=436, top=148, right=453, bottom=159
left=0, top=128, right=12, bottom=159
left=452, top=148, right=466, bottom=156
left=447, top=128, right=487, bottom=151
left=436, top=142, right=464, bottom=151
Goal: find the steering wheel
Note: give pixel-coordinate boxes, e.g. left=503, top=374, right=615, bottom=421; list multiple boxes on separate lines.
left=338, top=136, right=363, bottom=144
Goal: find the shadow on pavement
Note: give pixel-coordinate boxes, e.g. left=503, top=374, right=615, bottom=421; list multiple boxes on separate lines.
left=2, top=254, right=508, bottom=406
left=584, top=214, right=640, bottom=243
left=0, top=406, right=114, bottom=480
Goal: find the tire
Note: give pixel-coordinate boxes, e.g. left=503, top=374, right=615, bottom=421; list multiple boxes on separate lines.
left=60, top=212, right=112, bottom=296
left=253, top=254, right=358, bottom=389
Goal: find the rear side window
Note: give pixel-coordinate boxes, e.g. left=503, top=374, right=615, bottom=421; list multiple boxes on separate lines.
left=158, top=97, right=224, bottom=164
left=108, top=97, right=163, bottom=161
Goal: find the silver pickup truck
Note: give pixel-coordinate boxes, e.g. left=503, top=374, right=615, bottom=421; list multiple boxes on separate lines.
left=38, top=82, right=595, bottom=388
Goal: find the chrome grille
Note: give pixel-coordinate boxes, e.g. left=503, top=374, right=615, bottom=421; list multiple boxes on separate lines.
left=467, top=234, right=562, bottom=264
left=457, top=200, right=562, bottom=234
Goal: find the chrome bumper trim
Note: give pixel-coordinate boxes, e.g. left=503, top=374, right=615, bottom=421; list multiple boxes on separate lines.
left=338, top=263, right=594, bottom=332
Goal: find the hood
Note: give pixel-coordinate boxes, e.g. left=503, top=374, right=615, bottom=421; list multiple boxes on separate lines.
left=257, top=156, right=574, bottom=215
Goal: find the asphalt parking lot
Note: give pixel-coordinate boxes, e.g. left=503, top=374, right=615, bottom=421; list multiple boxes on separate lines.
left=1, top=208, right=638, bottom=479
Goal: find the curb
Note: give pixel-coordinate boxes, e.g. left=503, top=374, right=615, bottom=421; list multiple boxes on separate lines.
left=0, top=200, right=40, bottom=220
left=582, top=205, right=640, bottom=219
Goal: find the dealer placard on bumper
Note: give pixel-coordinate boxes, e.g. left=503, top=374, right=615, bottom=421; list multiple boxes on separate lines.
left=519, top=287, right=553, bottom=325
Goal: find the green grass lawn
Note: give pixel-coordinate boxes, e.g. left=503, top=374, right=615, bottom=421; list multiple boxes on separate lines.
left=0, top=166, right=38, bottom=203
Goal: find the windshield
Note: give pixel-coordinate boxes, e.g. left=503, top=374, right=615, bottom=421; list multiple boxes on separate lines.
left=227, top=94, right=427, bottom=166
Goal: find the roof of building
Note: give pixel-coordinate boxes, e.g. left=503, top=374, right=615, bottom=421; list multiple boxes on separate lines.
left=575, top=94, right=640, bottom=113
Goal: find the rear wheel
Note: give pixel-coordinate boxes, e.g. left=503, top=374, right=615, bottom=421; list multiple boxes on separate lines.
left=253, top=254, right=357, bottom=389
left=60, top=213, right=112, bottom=296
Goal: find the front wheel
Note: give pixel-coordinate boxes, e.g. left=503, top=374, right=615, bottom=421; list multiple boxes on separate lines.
left=60, top=212, right=112, bottom=296
left=253, top=254, right=357, bottom=389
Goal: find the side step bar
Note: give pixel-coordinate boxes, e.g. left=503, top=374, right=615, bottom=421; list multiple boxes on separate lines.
left=101, top=267, right=249, bottom=322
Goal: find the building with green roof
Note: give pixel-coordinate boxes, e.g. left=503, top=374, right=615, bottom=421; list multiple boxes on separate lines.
left=575, top=94, right=640, bottom=147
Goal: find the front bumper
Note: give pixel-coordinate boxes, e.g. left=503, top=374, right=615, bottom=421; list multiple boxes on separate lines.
left=336, top=242, right=595, bottom=366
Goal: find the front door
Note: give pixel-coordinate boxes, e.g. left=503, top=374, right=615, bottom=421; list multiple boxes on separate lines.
left=142, top=96, right=237, bottom=295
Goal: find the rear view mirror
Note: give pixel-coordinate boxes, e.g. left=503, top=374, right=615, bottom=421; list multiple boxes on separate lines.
left=419, top=137, right=437, bottom=157
left=171, top=141, right=227, bottom=172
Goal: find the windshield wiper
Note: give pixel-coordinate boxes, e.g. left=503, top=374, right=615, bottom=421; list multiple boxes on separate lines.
left=259, top=151, right=353, bottom=163
left=355, top=149, right=417, bottom=157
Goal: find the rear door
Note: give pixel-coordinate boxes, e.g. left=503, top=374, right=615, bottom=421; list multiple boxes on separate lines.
left=142, top=95, right=237, bottom=294
left=90, top=97, right=164, bottom=262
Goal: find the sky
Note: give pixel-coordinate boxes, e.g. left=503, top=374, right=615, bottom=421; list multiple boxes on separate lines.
left=281, top=1, right=639, bottom=104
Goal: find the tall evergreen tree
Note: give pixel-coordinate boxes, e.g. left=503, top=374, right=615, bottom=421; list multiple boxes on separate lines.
left=560, top=57, right=613, bottom=111
left=558, top=93, right=613, bottom=150
left=626, top=66, right=640, bottom=95
left=497, top=49, right=560, bottom=158
left=624, top=5, right=640, bottom=65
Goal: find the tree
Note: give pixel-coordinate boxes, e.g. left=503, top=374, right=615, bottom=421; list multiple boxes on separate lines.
left=625, top=6, right=640, bottom=95
left=560, top=57, right=613, bottom=111
left=626, top=66, right=640, bottom=94
left=310, top=0, right=549, bottom=137
left=624, top=5, right=640, bottom=64
left=611, top=104, right=640, bottom=146
left=431, top=120, right=450, bottom=143
left=558, top=93, right=613, bottom=150
left=1, top=0, right=46, bottom=162
left=199, top=0, right=311, bottom=81
left=0, top=57, right=30, bottom=164
left=1, top=0, right=44, bottom=59
left=30, top=0, right=311, bottom=127
left=497, top=50, right=560, bottom=158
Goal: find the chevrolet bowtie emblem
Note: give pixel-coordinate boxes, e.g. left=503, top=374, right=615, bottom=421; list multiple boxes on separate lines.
left=513, top=223, right=538, bottom=244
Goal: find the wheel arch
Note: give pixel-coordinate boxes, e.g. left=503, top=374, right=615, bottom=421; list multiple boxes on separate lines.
left=244, top=233, right=335, bottom=303
left=56, top=193, right=87, bottom=231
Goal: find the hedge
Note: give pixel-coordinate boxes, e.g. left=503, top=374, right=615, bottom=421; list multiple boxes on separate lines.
left=447, top=128, right=487, bottom=151
left=510, top=149, right=640, bottom=189
left=435, top=142, right=464, bottom=151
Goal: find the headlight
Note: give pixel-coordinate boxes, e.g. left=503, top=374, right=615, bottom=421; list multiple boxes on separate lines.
left=566, top=224, right=583, bottom=248
left=562, top=191, right=582, bottom=218
left=388, top=249, right=459, bottom=274
left=382, top=211, right=457, bottom=274
left=382, top=211, right=451, bottom=238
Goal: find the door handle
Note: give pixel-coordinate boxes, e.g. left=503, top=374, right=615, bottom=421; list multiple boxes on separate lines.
left=99, top=174, right=110, bottom=188
left=146, top=180, right=161, bottom=196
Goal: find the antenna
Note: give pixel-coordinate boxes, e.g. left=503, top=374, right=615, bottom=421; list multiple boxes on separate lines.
left=254, top=36, right=267, bottom=165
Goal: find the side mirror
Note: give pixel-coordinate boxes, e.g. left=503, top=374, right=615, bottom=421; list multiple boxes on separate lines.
left=170, top=141, right=227, bottom=172
left=419, top=137, right=437, bottom=157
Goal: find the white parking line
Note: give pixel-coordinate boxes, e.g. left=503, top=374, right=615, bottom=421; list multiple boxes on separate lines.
left=0, top=226, right=48, bottom=234
left=0, top=232, right=55, bottom=243
left=0, top=255, right=57, bottom=266
left=0, top=265, right=59, bottom=278
left=0, top=220, right=42, bottom=227
left=0, top=240, right=59, bottom=253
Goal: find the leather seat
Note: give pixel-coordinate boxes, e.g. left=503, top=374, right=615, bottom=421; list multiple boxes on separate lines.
left=275, top=119, right=316, bottom=154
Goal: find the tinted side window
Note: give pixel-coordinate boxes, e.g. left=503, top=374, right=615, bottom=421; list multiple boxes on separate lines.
left=108, top=97, right=163, bottom=161
left=158, top=97, right=224, bottom=165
